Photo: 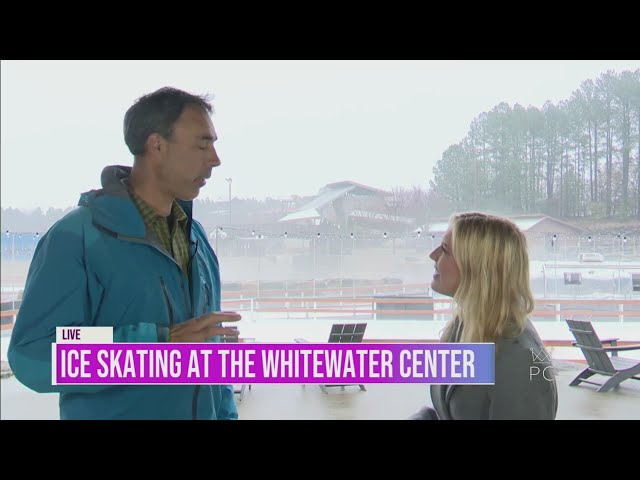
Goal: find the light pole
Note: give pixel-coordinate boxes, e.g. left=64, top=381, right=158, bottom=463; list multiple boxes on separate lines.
left=225, top=177, right=232, bottom=228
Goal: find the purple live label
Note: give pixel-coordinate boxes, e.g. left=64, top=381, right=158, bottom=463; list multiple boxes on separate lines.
left=52, top=343, right=495, bottom=385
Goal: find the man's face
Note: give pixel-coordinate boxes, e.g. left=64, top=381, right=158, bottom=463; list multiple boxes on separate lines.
left=157, top=105, right=221, bottom=201
left=429, top=229, right=460, bottom=297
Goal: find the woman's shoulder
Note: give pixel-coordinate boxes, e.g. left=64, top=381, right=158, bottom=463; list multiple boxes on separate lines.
left=495, top=319, right=547, bottom=365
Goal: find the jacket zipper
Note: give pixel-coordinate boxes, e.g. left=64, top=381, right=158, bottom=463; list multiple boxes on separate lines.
left=162, top=274, right=201, bottom=419
left=192, top=385, right=201, bottom=420
left=118, top=234, right=192, bottom=315
left=179, top=277, right=190, bottom=318
left=192, top=278, right=210, bottom=418
left=203, top=284, right=210, bottom=315
left=160, top=276, right=174, bottom=330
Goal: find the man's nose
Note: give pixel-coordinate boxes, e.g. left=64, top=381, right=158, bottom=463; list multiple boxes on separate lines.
left=209, top=148, right=221, bottom=167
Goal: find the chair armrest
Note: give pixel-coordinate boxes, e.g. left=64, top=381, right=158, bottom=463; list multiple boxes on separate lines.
left=603, top=344, right=640, bottom=353
left=572, top=338, right=619, bottom=348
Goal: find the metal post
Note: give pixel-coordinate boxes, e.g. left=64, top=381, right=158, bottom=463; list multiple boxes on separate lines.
left=313, top=235, right=317, bottom=298
left=339, top=236, right=343, bottom=295
left=225, top=177, right=232, bottom=228
left=618, top=235, right=622, bottom=297
left=257, top=235, right=261, bottom=299
left=351, top=234, right=356, bottom=300
left=303, top=292, right=308, bottom=319
left=285, top=283, right=289, bottom=319
left=373, top=287, right=377, bottom=321
left=8, top=230, right=15, bottom=297
left=553, top=235, right=558, bottom=297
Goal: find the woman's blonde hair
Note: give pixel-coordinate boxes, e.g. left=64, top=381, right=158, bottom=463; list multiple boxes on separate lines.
left=441, top=212, right=534, bottom=343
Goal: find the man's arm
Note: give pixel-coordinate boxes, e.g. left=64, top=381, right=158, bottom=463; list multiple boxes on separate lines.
left=8, top=224, right=114, bottom=394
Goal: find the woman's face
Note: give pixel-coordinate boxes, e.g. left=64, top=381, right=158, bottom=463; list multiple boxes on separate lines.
left=429, top=228, right=461, bottom=297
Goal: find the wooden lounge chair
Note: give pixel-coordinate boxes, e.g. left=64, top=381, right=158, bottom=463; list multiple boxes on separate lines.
left=295, top=323, right=368, bottom=393
left=565, top=319, right=640, bottom=392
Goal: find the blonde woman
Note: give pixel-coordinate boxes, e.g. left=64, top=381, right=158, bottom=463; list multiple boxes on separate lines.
left=410, top=212, right=558, bottom=420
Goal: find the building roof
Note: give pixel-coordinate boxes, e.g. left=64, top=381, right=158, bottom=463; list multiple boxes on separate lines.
left=278, top=208, right=321, bottom=223
left=278, top=185, right=355, bottom=222
left=512, top=216, right=545, bottom=230
left=323, top=181, right=389, bottom=196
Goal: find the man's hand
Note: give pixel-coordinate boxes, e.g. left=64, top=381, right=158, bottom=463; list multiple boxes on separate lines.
left=169, top=311, right=242, bottom=342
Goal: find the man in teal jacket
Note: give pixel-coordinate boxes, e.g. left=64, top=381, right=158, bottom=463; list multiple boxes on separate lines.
left=8, top=87, right=241, bottom=419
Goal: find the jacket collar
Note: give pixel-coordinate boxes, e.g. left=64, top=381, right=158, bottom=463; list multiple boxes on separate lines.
left=78, top=165, right=193, bottom=238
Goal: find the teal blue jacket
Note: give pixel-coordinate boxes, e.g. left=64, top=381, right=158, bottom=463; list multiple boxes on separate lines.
left=8, top=166, right=238, bottom=420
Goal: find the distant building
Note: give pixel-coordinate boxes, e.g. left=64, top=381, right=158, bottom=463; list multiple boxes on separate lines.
left=278, top=181, right=414, bottom=232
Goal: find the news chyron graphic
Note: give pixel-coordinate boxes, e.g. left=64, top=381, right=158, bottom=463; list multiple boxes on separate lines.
left=53, top=327, right=495, bottom=386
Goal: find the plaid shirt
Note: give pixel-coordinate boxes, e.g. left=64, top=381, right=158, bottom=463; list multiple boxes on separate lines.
left=130, top=191, right=190, bottom=276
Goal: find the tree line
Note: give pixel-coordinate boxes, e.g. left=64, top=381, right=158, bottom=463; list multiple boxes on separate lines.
left=430, top=70, right=640, bottom=219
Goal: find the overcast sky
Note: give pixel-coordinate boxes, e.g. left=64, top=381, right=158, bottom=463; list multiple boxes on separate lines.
left=2, top=60, right=639, bottom=210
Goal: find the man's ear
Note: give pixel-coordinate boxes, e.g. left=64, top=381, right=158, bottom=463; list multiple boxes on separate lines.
left=146, top=133, right=164, bottom=153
